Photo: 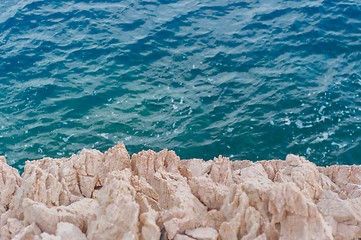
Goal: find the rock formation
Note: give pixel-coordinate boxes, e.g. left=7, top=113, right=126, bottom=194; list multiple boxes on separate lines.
left=0, top=144, right=360, bottom=239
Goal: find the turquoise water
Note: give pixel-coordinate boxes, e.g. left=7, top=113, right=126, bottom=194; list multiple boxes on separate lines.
left=0, top=0, right=360, bottom=170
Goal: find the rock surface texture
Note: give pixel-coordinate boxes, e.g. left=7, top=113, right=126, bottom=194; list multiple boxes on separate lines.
left=0, top=144, right=360, bottom=240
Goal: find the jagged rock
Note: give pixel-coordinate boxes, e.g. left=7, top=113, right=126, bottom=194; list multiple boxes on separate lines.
left=188, top=175, right=228, bottom=210
left=39, top=232, right=61, bottom=240
left=56, top=222, right=87, bottom=240
left=185, top=227, right=218, bottom=240
left=137, top=193, right=160, bottom=240
left=1, top=217, right=25, bottom=239
left=179, top=159, right=213, bottom=179
left=13, top=223, right=41, bottom=240
left=155, top=170, right=207, bottom=239
left=174, top=234, right=195, bottom=240
left=317, top=190, right=361, bottom=239
left=87, top=169, right=140, bottom=240
left=319, top=165, right=361, bottom=198
left=22, top=197, right=98, bottom=234
left=98, top=143, right=131, bottom=185
left=0, top=145, right=360, bottom=240
left=274, top=154, right=334, bottom=199
left=131, top=149, right=181, bottom=184
left=268, top=183, right=333, bottom=240
left=0, top=157, right=21, bottom=212
left=210, top=156, right=233, bottom=185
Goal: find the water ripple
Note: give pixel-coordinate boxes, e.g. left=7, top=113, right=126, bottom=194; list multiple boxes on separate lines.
left=0, top=0, right=360, bottom=169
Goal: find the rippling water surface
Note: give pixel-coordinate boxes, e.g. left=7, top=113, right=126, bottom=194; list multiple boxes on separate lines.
left=0, top=0, right=360, bottom=170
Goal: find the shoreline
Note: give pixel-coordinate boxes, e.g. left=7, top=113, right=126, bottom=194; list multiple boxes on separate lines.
left=1, top=143, right=360, bottom=239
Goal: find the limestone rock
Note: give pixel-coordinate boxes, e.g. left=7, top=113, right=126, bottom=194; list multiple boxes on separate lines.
left=179, top=159, right=212, bottom=179
left=98, top=143, right=131, bottom=185
left=317, top=190, right=361, bottom=239
left=22, top=198, right=98, bottom=234
left=185, top=227, right=218, bottom=240
left=210, top=156, right=233, bottom=185
left=71, top=149, right=103, bottom=198
left=13, top=223, right=41, bottom=240
left=319, top=164, right=361, bottom=198
left=87, top=169, right=140, bottom=240
left=268, top=183, right=333, bottom=240
left=174, top=234, right=195, bottom=240
left=131, top=149, right=181, bottom=183
left=0, top=144, right=360, bottom=240
left=0, top=157, right=21, bottom=212
left=56, top=222, right=87, bottom=240
left=189, top=175, right=228, bottom=210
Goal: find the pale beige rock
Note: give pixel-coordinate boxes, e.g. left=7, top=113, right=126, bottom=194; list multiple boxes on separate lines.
left=10, top=149, right=103, bottom=221
left=274, top=154, right=334, bottom=200
left=0, top=144, right=361, bottom=240
left=317, top=190, right=361, bottom=239
left=40, top=232, right=61, bottom=240
left=268, top=183, right=333, bottom=240
left=232, top=159, right=253, bottom=171
left=87, top=169, right=140, bottom=240
left=319, top=165, right=361, bottom=198
left=185, top=227, right=218, bottom=240
left=0, top=157, right=21, bottom=212
left=259, top=159, right=287, bottom=181
left=71, top=149, right=103, bottom=198
left=131, top=149, right=181, bottom=184
left=98, top=143, right=130, bottom=185
left=133, top=176, right=160, bottom=211
left=210, top=156, right=233, bottom=185
left=218, top=184, right=262, bottom=240
left=11, top=163, right=65, bottom=212
left=155, top=170, right=207, bottom=239
left=233, top=163, right=274, bottom=221
left=22, top=197, right=98, bottom=234
left=56, top=222, right=87, bottom=240
left=189, top=175, right=228, bottom=210
left=1, top=217, right=25, bottom=239
left=174, top=233, right=195, bottom=240
left=136, top=193, right=160, bottom=240
left=12, top=223, right=41, bottom=240
left=180, top=159, right=213, bottom=179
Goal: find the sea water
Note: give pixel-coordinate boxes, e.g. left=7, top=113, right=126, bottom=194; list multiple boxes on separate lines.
left=0, top=0, right=360, bottom=170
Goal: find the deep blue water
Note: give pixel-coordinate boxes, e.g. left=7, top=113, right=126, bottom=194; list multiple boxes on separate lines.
left=0, top=0, right=360, bottom=170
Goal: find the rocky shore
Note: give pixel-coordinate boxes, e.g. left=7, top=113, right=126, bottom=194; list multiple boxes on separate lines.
left=0, top=144, right=360, bottom=240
